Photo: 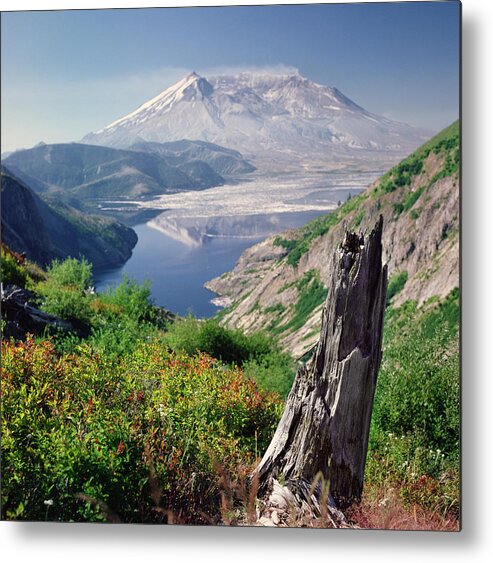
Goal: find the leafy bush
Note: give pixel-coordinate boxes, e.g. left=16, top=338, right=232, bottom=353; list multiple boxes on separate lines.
left=164, top=317, right=295, bottom=396
left=1, top=337, right=282, bottom=522
left=95, top=274, right=154, bottom=323
left=242, top=352, right=295, bottom=398
left=87, top=315, right=159, bottom=359
left=366, top=289, right=460, bottom=516
left=33, top=259, right=161, bottom=357
left=46, top=257, right=93, bottom=290
left=84, top=275, right=160, bottom=358
left=1, top=247, right=28, bottom=287
left=165, top=317, right=265, bottom=364
left=36, top=258, right=94, bottom=323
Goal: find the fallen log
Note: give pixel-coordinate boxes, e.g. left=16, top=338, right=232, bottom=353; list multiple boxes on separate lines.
left=1, top=284, right=89, bottom=339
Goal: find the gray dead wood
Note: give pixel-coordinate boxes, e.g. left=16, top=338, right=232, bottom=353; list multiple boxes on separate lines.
left=253, top=216, right=387, bottom=510
left=1, top=284, right=88, bottom=339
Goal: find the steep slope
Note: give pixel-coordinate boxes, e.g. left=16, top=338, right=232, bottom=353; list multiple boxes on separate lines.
left=1, top=167, right=137, bottom=268
left=3, top=142, right=226, bottom=204
left=207, top=121, right=460, bottom=359
left=82, top=70, right=430, bottom=171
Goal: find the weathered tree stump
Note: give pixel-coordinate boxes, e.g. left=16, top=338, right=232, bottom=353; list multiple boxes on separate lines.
left=253, top=216, right=387, bottom=512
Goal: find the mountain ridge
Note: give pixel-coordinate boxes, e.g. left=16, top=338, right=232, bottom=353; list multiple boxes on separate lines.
left=1, top=166, right=138, bottom=268
left=82, top=70, right=431, bottom=171
left=206, top=121, right=460, bottom=359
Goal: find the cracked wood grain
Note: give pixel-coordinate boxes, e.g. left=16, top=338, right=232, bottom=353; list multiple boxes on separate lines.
left=253, top=216, right=387, bottom=509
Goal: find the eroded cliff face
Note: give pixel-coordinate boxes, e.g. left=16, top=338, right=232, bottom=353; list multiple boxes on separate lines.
left=206, top=122, right=459, bottom=359
left=1, top=167, right=138, bottom=269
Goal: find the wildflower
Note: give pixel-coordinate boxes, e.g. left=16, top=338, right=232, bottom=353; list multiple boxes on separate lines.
left=44, top=499, right=54, bottom=506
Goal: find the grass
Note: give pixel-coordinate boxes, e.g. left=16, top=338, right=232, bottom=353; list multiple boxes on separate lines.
left=272, top=192, right=368, bottom=268
left=386, top=270, right=408, bottom=305
left=270, top=270, right=326, bottom=336
left=366, top=288, right=460, bottom=522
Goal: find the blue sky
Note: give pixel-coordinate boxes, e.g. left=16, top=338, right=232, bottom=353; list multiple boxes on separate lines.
left=1, top=2, right=460, bottom=152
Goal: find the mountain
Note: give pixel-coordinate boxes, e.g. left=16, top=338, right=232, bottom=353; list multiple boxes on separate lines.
left=82, top=70, right=431, bottom=171
left=1, top=166, right=138, bottom=268
left=206, top=121, right=460, bottom=359
left=3, top=142, right=227, bottom=205
left=130, top=139, right=256, bottom=177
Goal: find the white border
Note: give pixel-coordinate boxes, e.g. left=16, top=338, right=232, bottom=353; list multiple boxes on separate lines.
left=2, top=0, right=492, bottom=561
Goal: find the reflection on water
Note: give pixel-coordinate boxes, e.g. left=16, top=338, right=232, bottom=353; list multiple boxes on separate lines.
left=93, top=169, right=375, bottom=317
left=148, top=210, right=328, bottom=247
left=93, top=210, right=329, bottom=318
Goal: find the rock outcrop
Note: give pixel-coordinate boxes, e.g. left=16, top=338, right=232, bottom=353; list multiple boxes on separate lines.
left=207, top=122, right=459, bottom=359
left=1, top=166, right=137, bottom=268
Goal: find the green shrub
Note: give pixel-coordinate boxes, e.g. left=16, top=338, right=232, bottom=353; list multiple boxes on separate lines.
left=165, top=317, right=265, bottom=364
left=386, top=270, right=408, bottom=305
left=35, top=261, right=161, bottom=357
left=373, top=298, right=460, bottom=455
left=164, top=316, right=295, bottom=396
left=87, top=315, right=159, bottom=359
left=46, top=257, right=93, bottom=290
left=84, top=275, right=159, bottom=357
left=366, top=289, right=460, bottom=516
left=243, top=352, right=295, bottom=398
left=36, top=258, right=94, bottom=323
left=1, top=249, right=28, bottom=287
left=1, top=337, right=282, bottom=522
left=96, top=274, right=154, bottom=323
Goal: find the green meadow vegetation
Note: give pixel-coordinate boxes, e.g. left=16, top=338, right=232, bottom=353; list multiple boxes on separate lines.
left=1, top=253, right=459, bottom=526
left=272, top=121, right=459, bottom=270
left=365, top=289, right=460, bottom=522
left=1, top=256, right=288, bottom=523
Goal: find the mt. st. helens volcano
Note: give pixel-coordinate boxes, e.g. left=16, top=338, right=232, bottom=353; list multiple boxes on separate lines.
left=82, top=70, right=430, bottom=171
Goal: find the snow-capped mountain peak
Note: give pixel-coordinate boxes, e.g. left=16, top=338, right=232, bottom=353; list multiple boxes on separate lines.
left=96, top=71, right=213, bottom=134
left=84, top=69, right=430, bottom=170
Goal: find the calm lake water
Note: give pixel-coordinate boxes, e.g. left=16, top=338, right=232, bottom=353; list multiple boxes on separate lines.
left=93, top=210, right=327, bottom=318
left=93, top=168, right=378, bottom=318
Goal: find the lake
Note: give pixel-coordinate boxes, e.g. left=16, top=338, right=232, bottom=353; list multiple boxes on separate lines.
left=93, top=210, right=329, bottom=318
left=93, top=171, right=379, bottom=317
